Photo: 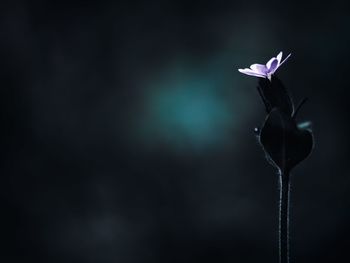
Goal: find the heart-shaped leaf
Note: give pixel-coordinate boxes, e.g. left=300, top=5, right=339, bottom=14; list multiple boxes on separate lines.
left=259, top=108, right=314, bottom=172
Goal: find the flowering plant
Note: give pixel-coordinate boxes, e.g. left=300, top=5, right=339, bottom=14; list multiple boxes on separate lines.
left=238, top=52, right=314, bottom=263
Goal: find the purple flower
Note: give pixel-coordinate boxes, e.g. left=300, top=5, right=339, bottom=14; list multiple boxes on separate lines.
left=238, top=51, right=291, bottom=80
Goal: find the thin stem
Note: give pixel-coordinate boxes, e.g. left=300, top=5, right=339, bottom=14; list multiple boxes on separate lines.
left=292, top=97, right=308, bottom=119
left=279, top=171, right=290, bottom=263
left=256, top=86, right=271, bottom=113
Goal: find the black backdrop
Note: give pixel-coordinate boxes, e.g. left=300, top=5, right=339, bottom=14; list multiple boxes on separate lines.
left=1, top=0, right=350, bottom=262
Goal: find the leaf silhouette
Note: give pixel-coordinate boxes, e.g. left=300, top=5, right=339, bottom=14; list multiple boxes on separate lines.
left=259, top=108, right=314, bottom=172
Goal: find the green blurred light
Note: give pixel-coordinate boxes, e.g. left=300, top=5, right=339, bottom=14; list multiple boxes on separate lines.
left=125, top=24, right=277, bottom=153
left=149, top=81, right=230, bottom=146
left=130, top=59, right=255, bottom=153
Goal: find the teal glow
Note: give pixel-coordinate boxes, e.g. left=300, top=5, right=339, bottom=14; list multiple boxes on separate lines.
left=130, top=59, right=256, bottom=153
left=147, top=81, right=230, bottom=146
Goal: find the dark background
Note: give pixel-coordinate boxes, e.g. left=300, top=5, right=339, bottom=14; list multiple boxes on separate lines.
left=1, top=0, right=349, bottom=262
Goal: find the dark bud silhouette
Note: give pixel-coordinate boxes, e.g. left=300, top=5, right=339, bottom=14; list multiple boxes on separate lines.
left=257, top=76, right=294, bottom=116
left=256, top=76, right=314, bottom=173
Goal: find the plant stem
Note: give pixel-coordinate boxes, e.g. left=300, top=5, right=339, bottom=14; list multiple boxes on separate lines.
left=279, top=171, right=290, bottom=263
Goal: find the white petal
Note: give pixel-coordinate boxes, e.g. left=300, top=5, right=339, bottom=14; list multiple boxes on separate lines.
left=276, top=51, right=283, bottom=64
left=238, top=68, right=266, bottom=78
left=266, top=57, right=278, bottom=70
left=250, top=64, right=267, bottom=75
left=266, top=58, right=279, bottom=72
left=279, top=53, right=291, bottom=67
left=274, top=53, right=292, bottom=72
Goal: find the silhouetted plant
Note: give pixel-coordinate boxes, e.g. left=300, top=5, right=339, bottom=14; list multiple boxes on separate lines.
left=239, top=52, right=314, bottom=263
